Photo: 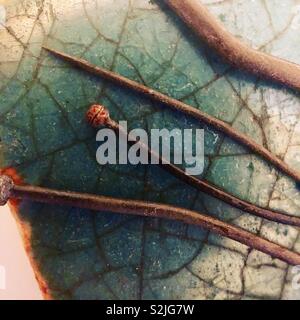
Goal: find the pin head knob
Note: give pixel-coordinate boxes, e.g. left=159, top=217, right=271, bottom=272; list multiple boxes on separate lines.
left=0, top=175, right=14, bottom=206
left=86, top=104, right=110, bottom=127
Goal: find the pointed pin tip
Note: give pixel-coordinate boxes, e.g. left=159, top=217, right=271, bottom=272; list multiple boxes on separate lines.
left=41, top=46, right=72, bottom=60
left=42, top=46, right=59, bottom=54
left=42, top=45, right=50, bottom=51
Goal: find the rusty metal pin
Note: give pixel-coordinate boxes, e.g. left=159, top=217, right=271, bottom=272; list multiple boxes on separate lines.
left=1, top=174, right=300, bottom=265
left=86, top=104, right=300, bottom=228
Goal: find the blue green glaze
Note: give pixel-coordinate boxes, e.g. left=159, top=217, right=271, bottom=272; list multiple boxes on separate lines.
left=0, top=0, right=300, bottom=299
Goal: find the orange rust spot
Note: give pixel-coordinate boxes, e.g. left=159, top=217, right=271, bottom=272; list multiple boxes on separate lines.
left=0, top=167, right=24, bottom=185
left=0, top=167, right=24, bottom=208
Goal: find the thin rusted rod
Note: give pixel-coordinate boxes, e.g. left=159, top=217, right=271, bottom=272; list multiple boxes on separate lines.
left=1, top=175, right=299, bottom=266
left=42, top=46, right=300, bottom=184
left=87, top=104, right=300, bottom=228
left=165, top=0, right=300, bottom=91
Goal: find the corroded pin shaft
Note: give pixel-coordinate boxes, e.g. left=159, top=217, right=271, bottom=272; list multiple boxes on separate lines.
left=86, top=104, right=300, bottom=228
left=1, top=173, right=300, bottom=266
left=165, top=0, right=300, bottom=91
left=43, top=46, right=300, bottom=184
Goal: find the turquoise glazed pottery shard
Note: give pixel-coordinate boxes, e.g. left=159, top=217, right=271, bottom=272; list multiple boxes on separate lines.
left=0, top=0, right=300, bottom=299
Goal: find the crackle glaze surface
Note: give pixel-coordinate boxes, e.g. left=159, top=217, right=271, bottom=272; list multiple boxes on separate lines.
left=1, top=0, right=300, bottom=299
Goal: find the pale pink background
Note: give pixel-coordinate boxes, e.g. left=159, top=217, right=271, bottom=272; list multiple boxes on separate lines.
left=0, top=205, right=42, bottom=300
